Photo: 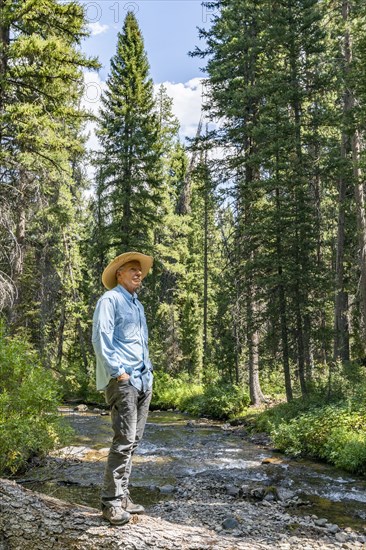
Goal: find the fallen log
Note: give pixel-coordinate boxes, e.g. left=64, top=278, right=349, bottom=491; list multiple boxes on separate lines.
left=0, top=478, right=255, bottom=549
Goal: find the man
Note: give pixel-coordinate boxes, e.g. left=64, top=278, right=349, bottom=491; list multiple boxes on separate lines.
left=92, top=251, right=154, bottom=526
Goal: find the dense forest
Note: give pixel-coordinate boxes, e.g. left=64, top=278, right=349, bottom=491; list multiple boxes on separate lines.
left=1, top=0, right=366, bottom=475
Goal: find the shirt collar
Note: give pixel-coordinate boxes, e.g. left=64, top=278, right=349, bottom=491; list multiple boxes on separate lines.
left=116, top=284, right=137, bottom=302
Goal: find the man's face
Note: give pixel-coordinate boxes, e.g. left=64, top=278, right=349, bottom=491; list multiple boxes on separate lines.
left=116, top=260, right=142, bottom=294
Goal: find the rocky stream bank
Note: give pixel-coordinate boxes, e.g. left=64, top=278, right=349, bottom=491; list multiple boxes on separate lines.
left=1, top=408, right=365, bottom=549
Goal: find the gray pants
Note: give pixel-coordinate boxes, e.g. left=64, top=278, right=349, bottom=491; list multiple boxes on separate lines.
left=101, top=378, right=152, bottom=507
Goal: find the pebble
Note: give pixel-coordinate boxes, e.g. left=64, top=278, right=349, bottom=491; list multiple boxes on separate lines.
left=326, top=524, right=340, bottom=534
left=225, top=485, right=240, bottom=497
left=159, top=485, right=175, bottom=494
left=74, top=404, right=88, bottom=412
left=222, top=517, right=240, bottom=530
left=315, top=518, right=328, bottom=527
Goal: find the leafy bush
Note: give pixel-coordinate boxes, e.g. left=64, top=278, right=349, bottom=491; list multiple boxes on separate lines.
left=257, top=399, right=366, bottom=474
left=184, top=383, right=250, bottom=419
left=151, top=371, right=250, bottom=420
left=151, top=371, right=203, bottom=410
left=0, top=323, right=71, bottom=474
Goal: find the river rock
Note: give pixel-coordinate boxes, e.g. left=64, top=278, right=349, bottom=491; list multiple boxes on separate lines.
left=159, top=484, right=175, bottom=494
left=335, top=532, right=347, bottom=543
left=222, top=516, right=240, bottom=530
left=314, top=518, right=328, bottom=527
left=250, top=486, right=266, bottom=499
left=239, top=484, right=250, bottom=498
left=225, top=484, right=240, bottom=497
left=326, top=523, right=339, bottom=534
left=74, top=404, right=88, bottom=412
left=261, top=457, right=284, bottom=465
left=276, top=488, right=297, bottom=501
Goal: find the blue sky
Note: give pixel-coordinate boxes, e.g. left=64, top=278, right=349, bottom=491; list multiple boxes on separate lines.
left=80, top=1, right=216, bottom=145
left=81, top=0, right=213, bottom=83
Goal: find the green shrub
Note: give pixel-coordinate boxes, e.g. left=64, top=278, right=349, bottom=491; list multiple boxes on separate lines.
left=331, top=431, right=366, bottom=473
left=151, top=371, right=203, bottom=410
left=151, top=371, right=250, bottom=420
left=267, top=403, right=366, bottom=473
left=185, top=383, right=250, bottom=420
left=0, top=323, right=71, bottom=474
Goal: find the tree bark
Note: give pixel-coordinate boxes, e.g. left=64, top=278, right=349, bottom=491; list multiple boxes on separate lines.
left=246, top=268, right=265, bottom=406
left=247, top=307, right=265, bottom=406
left=334, top=0, right=352, bottom=362
left=352, top=129, right=366, bottom=355
left=334, top=130, right=350, bottom=362
left=0, top=479, right=255, bottom=550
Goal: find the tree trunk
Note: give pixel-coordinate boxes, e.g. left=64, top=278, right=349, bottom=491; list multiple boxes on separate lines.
left=247, top=282, right=265, bottom=406
left=63, top=232, right=89, bottom=373
left=334, top=0, right=352, bottom=362
left=202, top=160, right=209, bottom=371
left=352, top=129, right=366, bottom=355
left=0, top=479, right=255, bottom=550
left=289, top=14, right=309, bottom=397
left=275, top=179, right=292, bottom=401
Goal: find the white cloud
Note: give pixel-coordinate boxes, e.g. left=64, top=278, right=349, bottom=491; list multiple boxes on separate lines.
left=81, top=73, right=206, bottom=183
left=156, top=78, right=204, bottom=141
left=82, top=71, right=107, bottom=156
left=88, top=22, right=109, bottom=36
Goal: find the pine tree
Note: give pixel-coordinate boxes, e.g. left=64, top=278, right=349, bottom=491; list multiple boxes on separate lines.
left=0, top=1, right=98, bottom=389
left=0, top=0, right=96, bottom=290
left=93, top=12, right=163, bottom=263
left=193, top=0, right=337, bottom=400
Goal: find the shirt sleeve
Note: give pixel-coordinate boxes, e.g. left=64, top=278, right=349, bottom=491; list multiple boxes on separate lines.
left=92, top=296, right=125, bottom=378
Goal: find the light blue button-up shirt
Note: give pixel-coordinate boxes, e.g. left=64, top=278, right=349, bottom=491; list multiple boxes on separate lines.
left=92, top=284, right=153, bottom=392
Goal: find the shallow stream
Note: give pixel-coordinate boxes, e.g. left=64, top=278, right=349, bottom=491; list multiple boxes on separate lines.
left=18, top=408, right=366, bottom=530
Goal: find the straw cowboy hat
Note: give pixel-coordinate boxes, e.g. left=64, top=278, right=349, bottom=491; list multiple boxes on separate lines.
left=102, top=251, right=153, bottom=290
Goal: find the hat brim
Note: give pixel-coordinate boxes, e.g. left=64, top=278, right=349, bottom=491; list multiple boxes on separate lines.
left=102, top=252, right=153, bottom=290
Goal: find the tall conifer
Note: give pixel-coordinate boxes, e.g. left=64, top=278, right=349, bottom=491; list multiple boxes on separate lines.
left=94, top=12, right=163, bottom=261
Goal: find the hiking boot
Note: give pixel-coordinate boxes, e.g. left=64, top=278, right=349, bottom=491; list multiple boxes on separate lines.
left=101, top=503, right=130, bottom=525
left=121, top=495, right=145, bottom=514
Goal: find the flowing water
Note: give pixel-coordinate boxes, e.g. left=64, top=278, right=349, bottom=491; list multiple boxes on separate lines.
left=18, top=408, right=366, bottom=530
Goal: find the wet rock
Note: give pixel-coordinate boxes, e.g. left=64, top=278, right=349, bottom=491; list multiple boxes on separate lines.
left=250, top=486, right=266, bottom=500
left=159, top=484, right=175, bottom=494
left=326, top=523, right=339, bottom=534
left=276, top=488, right=297, bottom=501
left=57, top=480, right=80, bottom=487
left=222, top=516, right=239, bottom=530
left=263, top=490, right=276, bottom=502
left=74, top=404, right=88, bottom=412
left=238, top=484, right=251, bottom=498
left=260, top=500, right=273, bottom=507
left=314, top=518, right=328, bottom=527
left=261, top=456, right=284, bottom=465
left=335, top=532, right=347, bottom=543
left=225, top=484, right=240, bottom=497
left=92, top=407, right=101, bottom=413
left=100, top=411, right=110, bottom=416
left=229, top=418, right=245, bottom=426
